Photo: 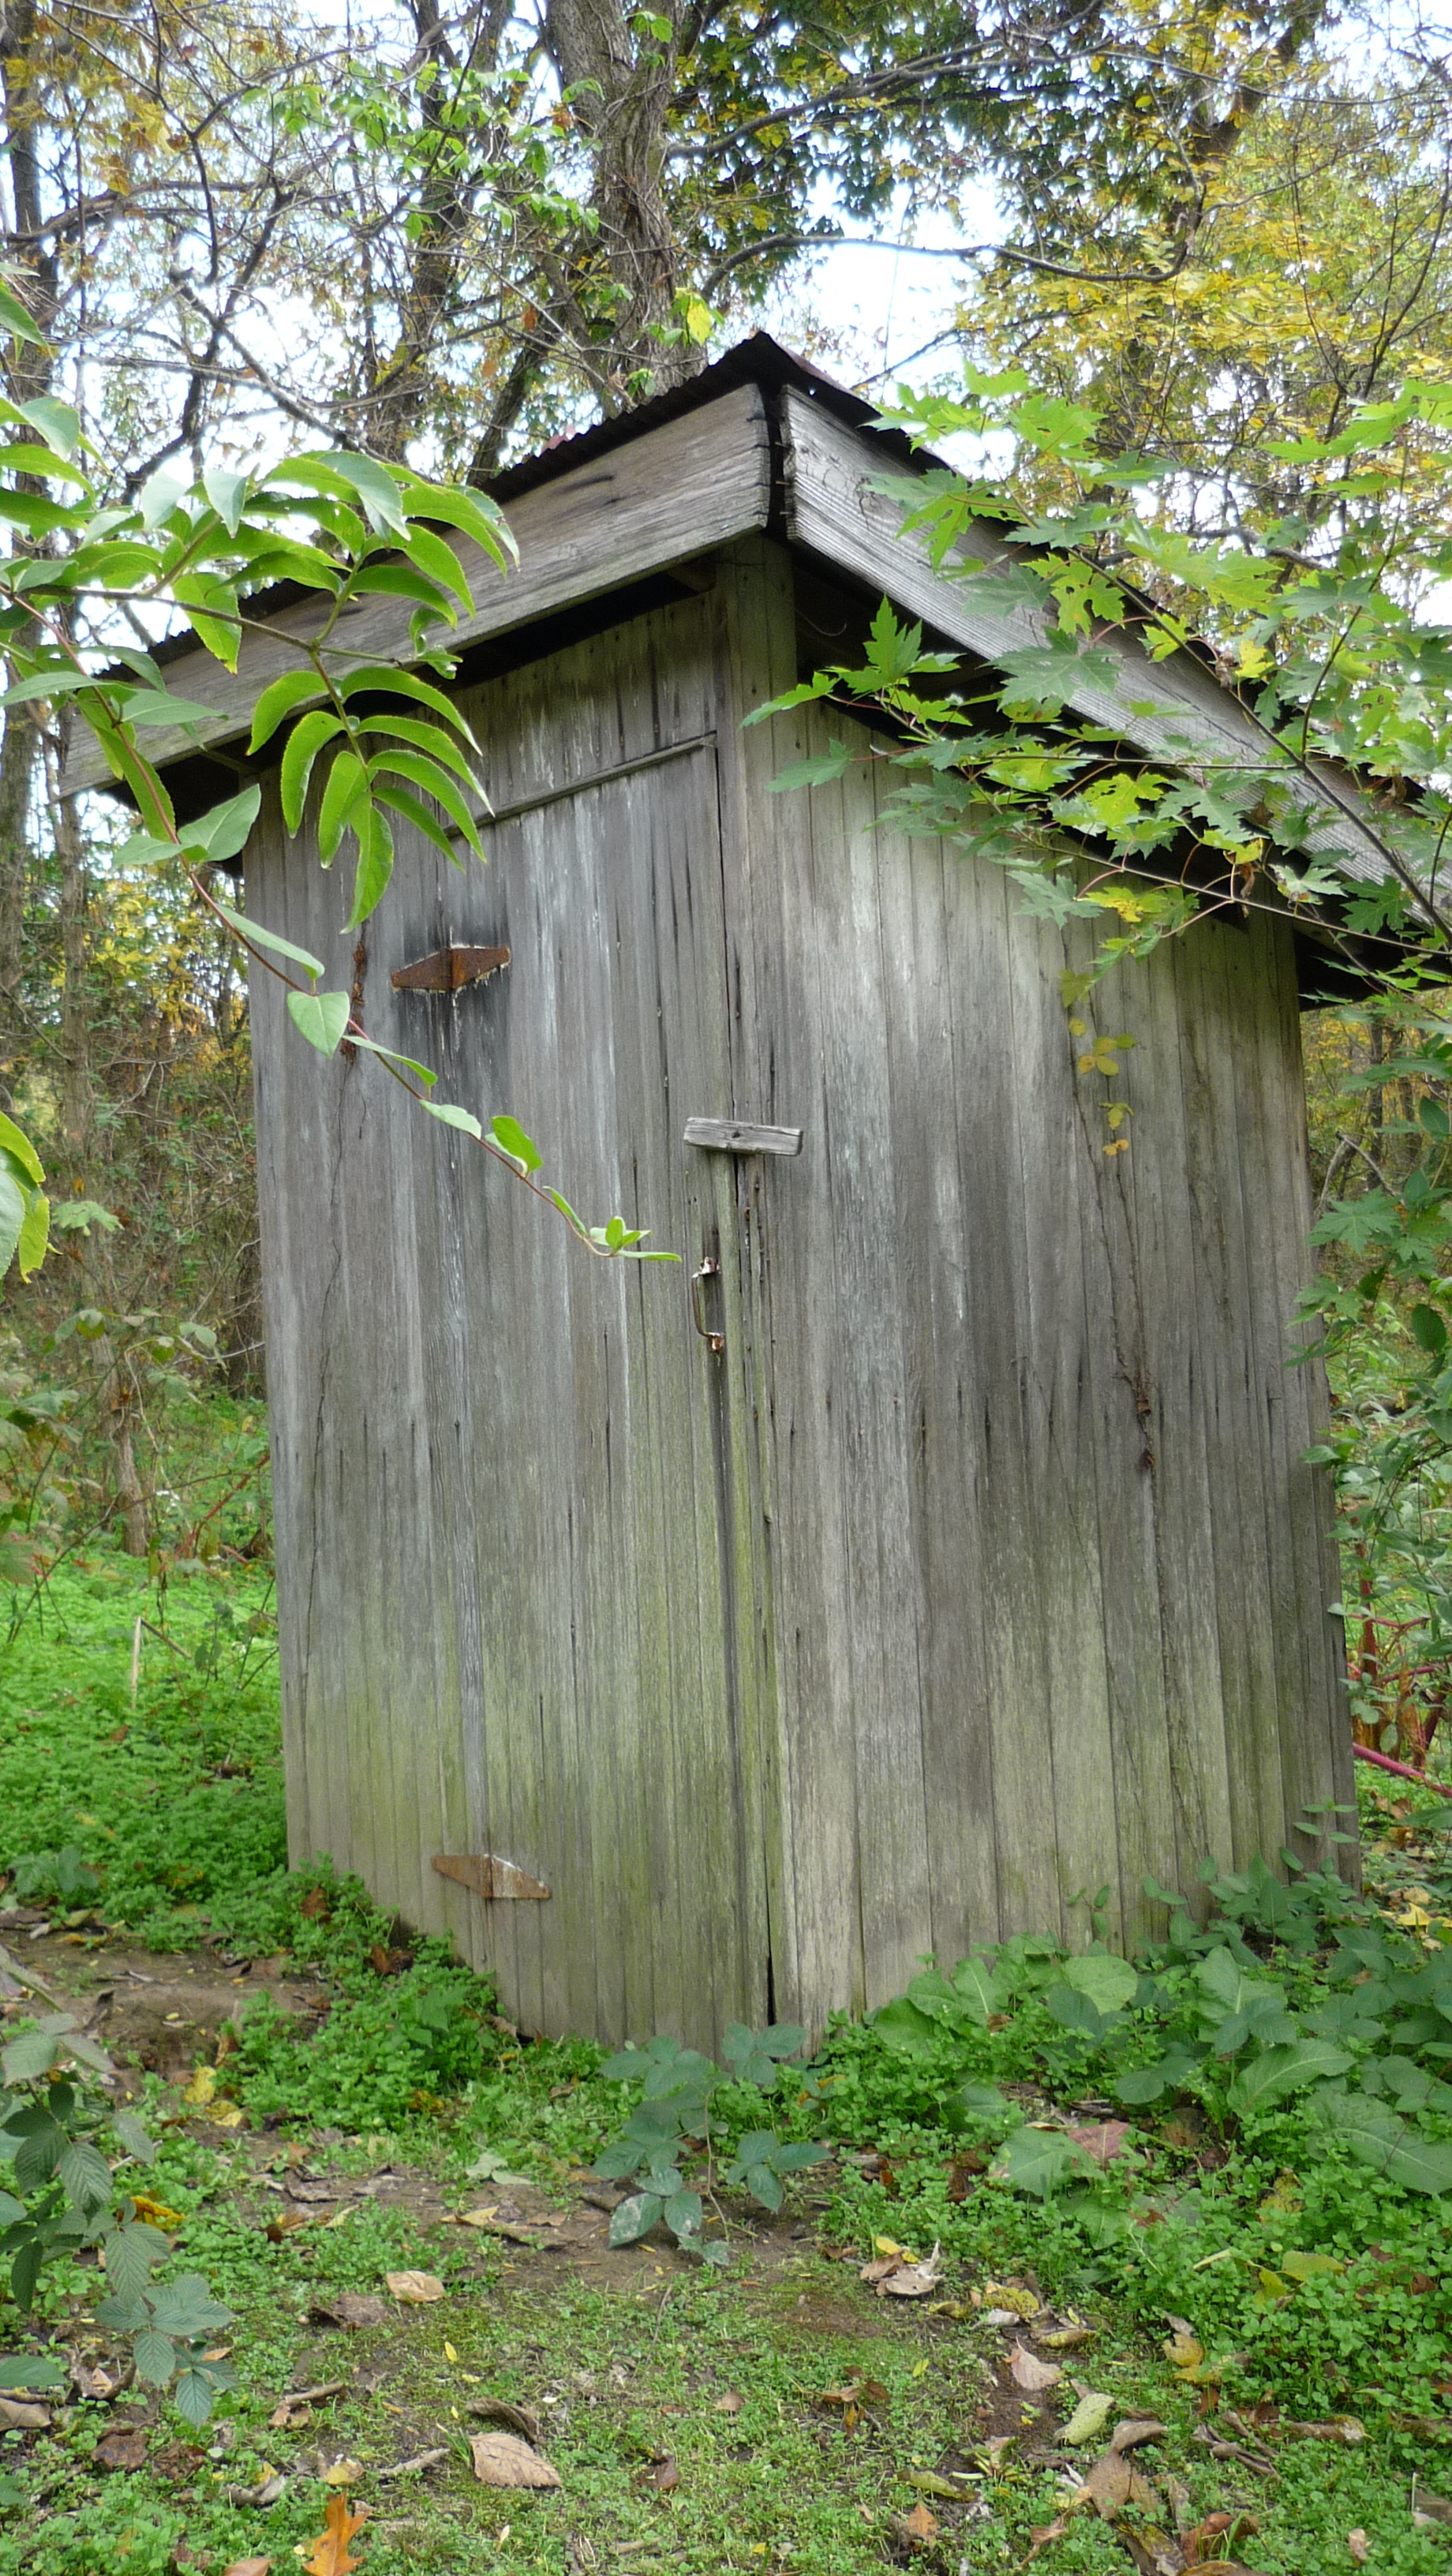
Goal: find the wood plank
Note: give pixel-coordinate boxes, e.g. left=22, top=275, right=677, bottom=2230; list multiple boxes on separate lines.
left=62, top=384, right=771, bottom=793
left=779, top=389, right=1387, bottom=882
left=683, top=1118, right=803, bottom=1155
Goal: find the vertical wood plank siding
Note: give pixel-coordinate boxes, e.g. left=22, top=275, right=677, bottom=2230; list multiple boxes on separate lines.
left=249, top=540, right=1347, bottom=2052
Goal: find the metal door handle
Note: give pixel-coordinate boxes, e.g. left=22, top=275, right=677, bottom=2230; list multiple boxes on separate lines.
left=690, top=1256, right=724, bottom=1354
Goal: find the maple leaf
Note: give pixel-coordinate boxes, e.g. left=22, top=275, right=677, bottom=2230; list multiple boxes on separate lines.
left=304, top=2489, right=368, bottom=2576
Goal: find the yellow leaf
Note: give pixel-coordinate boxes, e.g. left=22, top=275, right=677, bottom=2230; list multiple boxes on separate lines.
left=443, top=2341, right=458, bottom=2363
left=322, top=2459, right=364, bottom=2486
left=982, top=2279, right=1041, bottom=2320
left=303, top=2489, right=367, bottom=2576
left=386, top=2270, right=444, bottom=2304
left=1164, top=2329, right=1203, bottom=2374
left=182, top=2065, right=217, bottom=2107
left=130, top=2195, right=185, bottom=2230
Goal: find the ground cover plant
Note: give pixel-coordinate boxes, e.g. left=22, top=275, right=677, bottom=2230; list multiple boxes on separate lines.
left=2, top=1554, right=1451, bottom=2570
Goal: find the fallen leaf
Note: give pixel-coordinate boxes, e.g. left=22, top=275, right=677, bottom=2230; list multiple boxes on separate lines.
left=879, top=2243, right=943, bottom=2298
left=287, top=2179, right=343, bottom=2204
left=1113, top=2417, right=1168, bottom=2451
left=895, top=2500, right=937, bottom=2550
left=1165, top=2328, right=1204, bottom=2375
left=456, top=2211, right=541, bottom=2245
left=322, top=2459, right=365, bottom=2486
left=1009, top=2343, right=1062, bottom=2392
left=309, top=2295, right=387, bottom=2331
left=631, top=2454, right=679, bottom=2494
left=467, top=2398, right=541, bottom=2444
left=182, top=2065, right=217, bottom=2108
left=95, top=2428, right=149, bottom=2470
left=130, top=2193, right=185, bottom=2230
left=267, top=2214, right=312, bottom=2243
left=1348, top=2534, right=1369, bottom=2567
left=1064, top=2120, right=1135, bottom=2164
left=1184, top=2512, right=1258, bottom=2560
left=1038, top=2322, right=1095, bottom=2349
left=908, top=2469, right=964, bottom=2499
left=982, top=2278, right=1041, bottom=2319
left=713, top=2392, right=743, bottom=2416
left=385, top=2271, right=444, bottom=2304
left=469, top=2431, right=561, bottom=2489
left=1075, top=2447, right=1132, bottom=2521
left=222, top=2562, right=273, bottom=2576
left=1026, top=2515, right=1071, bottom=2559
left=1413, top=2491, right=1452, bottom=2529
left=304, top=2490, right=367, bottom=2576
left=0, top=2397, right=49, bottom=2430
left=1061, top=2391, right=1116, bottom=2447
left=1282, top=2416, right=1365, bottom=2444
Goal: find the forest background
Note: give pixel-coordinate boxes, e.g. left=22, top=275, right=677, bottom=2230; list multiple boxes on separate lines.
left=2, top=0, right=1452, bottom=1789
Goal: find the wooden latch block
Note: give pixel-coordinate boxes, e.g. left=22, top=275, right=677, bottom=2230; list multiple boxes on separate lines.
left=683, top=1117, right=802, bottom=1155
left=392, top=945, right=511, bottom=994
left=432, top=1852, right=550, bottom=1900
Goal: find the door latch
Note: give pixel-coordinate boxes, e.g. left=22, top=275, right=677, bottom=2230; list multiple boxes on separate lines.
left=690, top=1256, right=724, bottom=1354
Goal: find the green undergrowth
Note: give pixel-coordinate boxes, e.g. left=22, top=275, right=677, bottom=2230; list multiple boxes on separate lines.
left=3, top=1565, right=1452, bottom=2564
left=0, top=1553, right=286, bottom=1949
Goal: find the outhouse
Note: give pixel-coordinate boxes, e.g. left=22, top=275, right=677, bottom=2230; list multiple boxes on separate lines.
left=67, top=336, right=1363, bottom=2050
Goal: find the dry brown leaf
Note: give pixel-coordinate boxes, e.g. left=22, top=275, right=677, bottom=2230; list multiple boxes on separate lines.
left=1183, top=2512, right=1258, bottom=2563
left=859, top=2256, right=900, bottom=2286
left=1282, top=2416, right=1365, bottom=2443
left=309, top=2295, right=387, bottom=2331
left=469, top=2431, right=562, bottom=2490
left=881, top=2250, right=942, bottom=2297
left=1346, top=2536, right=1369, bottom=2567
left=303, top=2489, right=368, bottom=2576
left=1076, top=2447, right=1133, bottom=2521
left=1025, top=2515, right=1071, bottom=2559
left=467, top=2398, right=541, bottom=2444
left=0, top=2398, right=49, bottom=2431
left=1112, top=2417, right=1168, bottom=2451
left=1009, top=2342, right=1061, bottom=2392
left=632, top=2454, right=679, bottom=2495
left=222, top=2561, right=274, bottom=2576
left=896, top=2500, right=937, bottom=2549
left=1064, top=2120, right=1134, bottom=2165
left=713, top=2392, right=743, bottom=2416
left=385, top=2271, right=444, bottom=2305
left=94, top=2428, right=148, bottom=2470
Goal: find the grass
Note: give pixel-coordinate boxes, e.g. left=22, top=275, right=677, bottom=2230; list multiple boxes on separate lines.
left=2, top=1550, right=1452, bottom=2572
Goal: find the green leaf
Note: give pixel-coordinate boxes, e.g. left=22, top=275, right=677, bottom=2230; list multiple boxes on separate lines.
left=346, top=803, right=394, bottom=927
left=170, top=2366, right=217, bottom=2427
left=202, top=466, right=249, bottom=536
left=608, top=2191, right=664, bottom=2247
left=17, top=397, right=80, bottom=460
left=15, top=1187, right=47, bottom=1280
left=745, top=2163, right=783, bottom=2211
left=149, top=2276, right=231, bottom=2338
left=1315, top=2087, right=1452, bottom=2193
left=426, top=1102, right=484, bottom=1140
left=1, top=2034, right=58, bottom=2084
left=990, top=2124, right=1095, bottom=2198
left=1228, top=2041, right=1353, bottom=2116
left=0, top=444, right=89, bottom=484
left=664, top=2190, right=704, bottom=2240
left=57, top=2139, right=112, bottom=2208
left=354, top=712, right=484, bottom=792
left=490, top=1114, right=542, bottom=1174
left=768, top=742, right=851, bottom=792
left=870, top=1998, right=941, bottom=2058
left=947, top=1958, right=1003, bottom=2026
left=367, top=747, right=485, bottom=856
left=335, top=663, right=477, bottom=746
left=104, top=2224, right=172, bottom=2301
left=316, top=751, right=369, bottom=864
left=370, top=779, right=462, bottom=867
left=286, top=990, right=351, bottom=1056
left=182, top=785, right=261, bottom=867
left=0, top=279, right=43, bottom=345
left=136, top=465, right=186, bottom=530
left=211, top=902, right=324, bottom=985
left=131, top=2328, right=177, bottom=2387
left=171, top=574, right=241, bottom=672
left=394, top=477, right=515, bottom=570
left=249, top=668, right=325, bottom=754
left=0, top=1116, right=43, bottom=1193
left=1044, top=1983, right=1106, bottom=2036
left=1062, top=1952, right=1138, bottom=2015
left=397, top=522, right=474, bottom=615
left=348, top=1036, right=436, bottom=1088
left=280, top=710, right=345, bottom=833
left=0, top=2355, right=63, bottom=2392
left=350, top=561, right=456, bottom=620
left=121, top=690, right=219, bottom=731
left=315, top=451, right=410, bottom=537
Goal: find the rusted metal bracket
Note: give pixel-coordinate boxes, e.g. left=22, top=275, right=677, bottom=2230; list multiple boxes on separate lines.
left=432, top=1853, right=550, bottom=1900
left=690, top=1256, right=724, bottom=1354
left=392, top=945, right=511, bottom=994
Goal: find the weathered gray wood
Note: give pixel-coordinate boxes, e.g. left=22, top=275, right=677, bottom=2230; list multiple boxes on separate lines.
left=63, top=385, right=771, bottom=795
left=779, top=388, right=1387, bottom=883
left=683, top=1118, right=803, bottom=1155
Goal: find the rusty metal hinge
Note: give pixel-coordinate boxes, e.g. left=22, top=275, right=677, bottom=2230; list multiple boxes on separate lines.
left=392, top=945, right=511, bottom=994
left=432, top=1852, right=550, bottom=1900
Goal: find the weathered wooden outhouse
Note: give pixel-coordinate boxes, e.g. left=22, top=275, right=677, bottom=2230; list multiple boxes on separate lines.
left=69, top=336, right=1363, bottom=2049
